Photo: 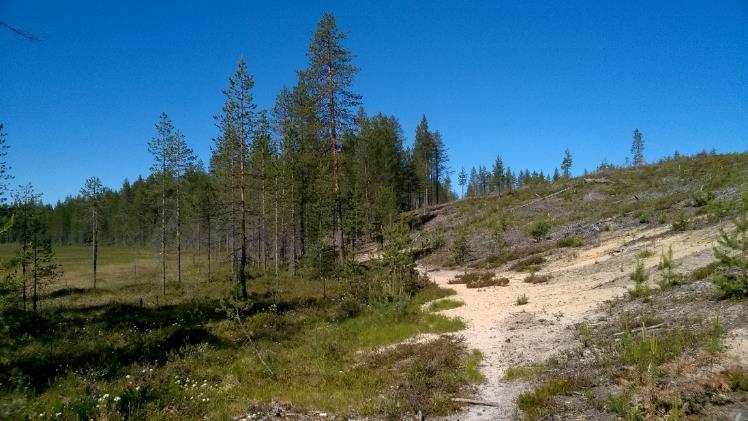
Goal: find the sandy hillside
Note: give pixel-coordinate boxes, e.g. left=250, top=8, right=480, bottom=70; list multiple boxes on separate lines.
left=424, top=222, right=725, bottom=420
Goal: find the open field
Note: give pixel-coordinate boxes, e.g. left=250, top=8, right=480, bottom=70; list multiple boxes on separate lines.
left=0, top=244, right=481, bottom=419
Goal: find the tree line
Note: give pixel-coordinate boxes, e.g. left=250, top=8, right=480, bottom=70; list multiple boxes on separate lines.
left=0, top=13, right=456, bottom=300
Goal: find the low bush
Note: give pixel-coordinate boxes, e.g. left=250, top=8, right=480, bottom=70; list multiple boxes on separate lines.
left=449, top=272, right=509, bottom=288
left=671, top=209, right=690, bottom=231
left=516, top=294, right=529, bottom=305
left=528, top=219, right=552, bottom=242
left=523, top=273, right=551, bottom=284
left=510, top=255, right=546, bottom=272
left=556, top=236, right=583, bottom=248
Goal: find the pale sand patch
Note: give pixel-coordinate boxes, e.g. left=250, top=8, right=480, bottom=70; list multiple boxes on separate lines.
left=425, top=223, right=724, bottom=420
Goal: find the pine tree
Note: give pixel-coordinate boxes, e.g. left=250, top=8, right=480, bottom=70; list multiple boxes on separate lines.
left=13, top=184, right=40, bottom=311
left=631, top=129, right=644, bottom=166
left=303, top=12, right=361, bottom=263
left=148, top=112, right=176, bottom=296
left=80, top=177, right=103, bottom=289
left=491, top=154, right=504, bottom=193
left=0, top=124, right=12, bottom=203
left=712, top=192, right=748, bottom=297
left=413, top=116, right=434, bottom=206
left=213, top=59, right=256, bottom=299
left=458, top=167, right=467, bottom=198
left=561, top=149, right=572, bottom=178
left=170, top=129, right=195, bottom=285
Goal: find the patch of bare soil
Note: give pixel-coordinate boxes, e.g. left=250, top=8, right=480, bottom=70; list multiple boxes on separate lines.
left=424, top=222, right=735, bottom=420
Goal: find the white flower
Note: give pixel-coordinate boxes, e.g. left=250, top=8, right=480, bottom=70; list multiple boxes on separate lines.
left=125, top=375, right=131, bottom=379
left=102, top=393, right=109, bottom=399
left=114, top=396, right=121, bottom=402
left=55, top=413, right=62, bottom=418
left=135, top=386, right=141, bottom=391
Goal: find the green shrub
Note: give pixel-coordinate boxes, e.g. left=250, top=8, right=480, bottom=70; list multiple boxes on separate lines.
left=528, top=219, right=551, bottom=242
left=712, top=195, right=748, bottom=298
left=628, top=259, right=651, bottom=299
left=510, top=255, right=546, bottom=272
left=692, top=190, right=715, bottom=207
left=671, top=209, right=690, bottom=231
left=656, top=245, right=684, bottom=289
left=450, top=230, right=470, bottom=265
left=556, top=236, right=583, bottom=248
left=516, top=294, right=529, bottom=305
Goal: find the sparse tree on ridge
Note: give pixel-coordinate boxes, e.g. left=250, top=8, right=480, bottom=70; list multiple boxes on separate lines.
left=458, top=167, right=467, bottom=198
left=80, top=177, right=103, bottom=289
left=631, top=129, right=644, bottom=166
left=492, top=154, right=504, bottom=193
left=561, top=149, right=572, bottom=178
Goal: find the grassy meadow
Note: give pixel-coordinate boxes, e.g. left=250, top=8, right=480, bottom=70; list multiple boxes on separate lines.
left=0, top=244, right=478, bottom=419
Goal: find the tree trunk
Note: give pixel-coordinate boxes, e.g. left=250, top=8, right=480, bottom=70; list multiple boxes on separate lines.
left=289, top=171, right=296, bottom=275
left=328, top=59, right=345, bottom=263
left=160, top=164, right=167, bottom=296
left=92, top=207, right=97, bottom=289
left=207, top=212, right=212, bottom=282
left=176, top=179, right=182, bottom=285
left=32, top=233, right=38, bottom=312
left=238, top=132, right=248, bottom=300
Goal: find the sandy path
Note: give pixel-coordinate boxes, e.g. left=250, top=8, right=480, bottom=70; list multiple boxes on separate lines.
left=425, top=223, right=723, bottom=420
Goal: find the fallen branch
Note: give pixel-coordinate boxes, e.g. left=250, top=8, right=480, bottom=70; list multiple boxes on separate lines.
left=452, top=397, right=502, bottom=407
left=613, top=323, right=666, bottom=337
left=509, top=187, right=572, bottom=212
left=234, top=307, right=276, bottom=379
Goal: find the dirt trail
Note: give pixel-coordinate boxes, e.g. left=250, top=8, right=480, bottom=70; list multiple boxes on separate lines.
left=425, top=223, right=723, bottom=420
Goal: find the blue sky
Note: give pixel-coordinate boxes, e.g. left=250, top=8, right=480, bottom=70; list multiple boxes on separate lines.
left=2, top=1, right=746, bottom=203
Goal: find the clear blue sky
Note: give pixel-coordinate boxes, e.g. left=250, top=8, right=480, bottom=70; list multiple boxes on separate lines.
left=2, top=1, right=746, bottom=203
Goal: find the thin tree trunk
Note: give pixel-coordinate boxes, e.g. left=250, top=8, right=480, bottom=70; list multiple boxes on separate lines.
left=207, top=212, right=212, bottom=282
left=238, top=120, right=248, bottom=300
left=92, top=206, right=97, bottom=289
left=160, top=164, right=166, bottom=296
left=176, top=179, right=182, bottom=285
left=274, top=173, right=280, bottom=295
left=327, top=56, right=345, bottom=263
left=289, top=170, right=296, bottom=275
left=32, top=233, right=38, bottom=312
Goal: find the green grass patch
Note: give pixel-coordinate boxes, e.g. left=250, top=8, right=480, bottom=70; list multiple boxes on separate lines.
left=504, top=364, right=544, bottom=380
left=428, top=299, right=464, bottom=312
left=516, top=378, right=578, bottom=419
left=556, top=237, right=583, bottom=248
